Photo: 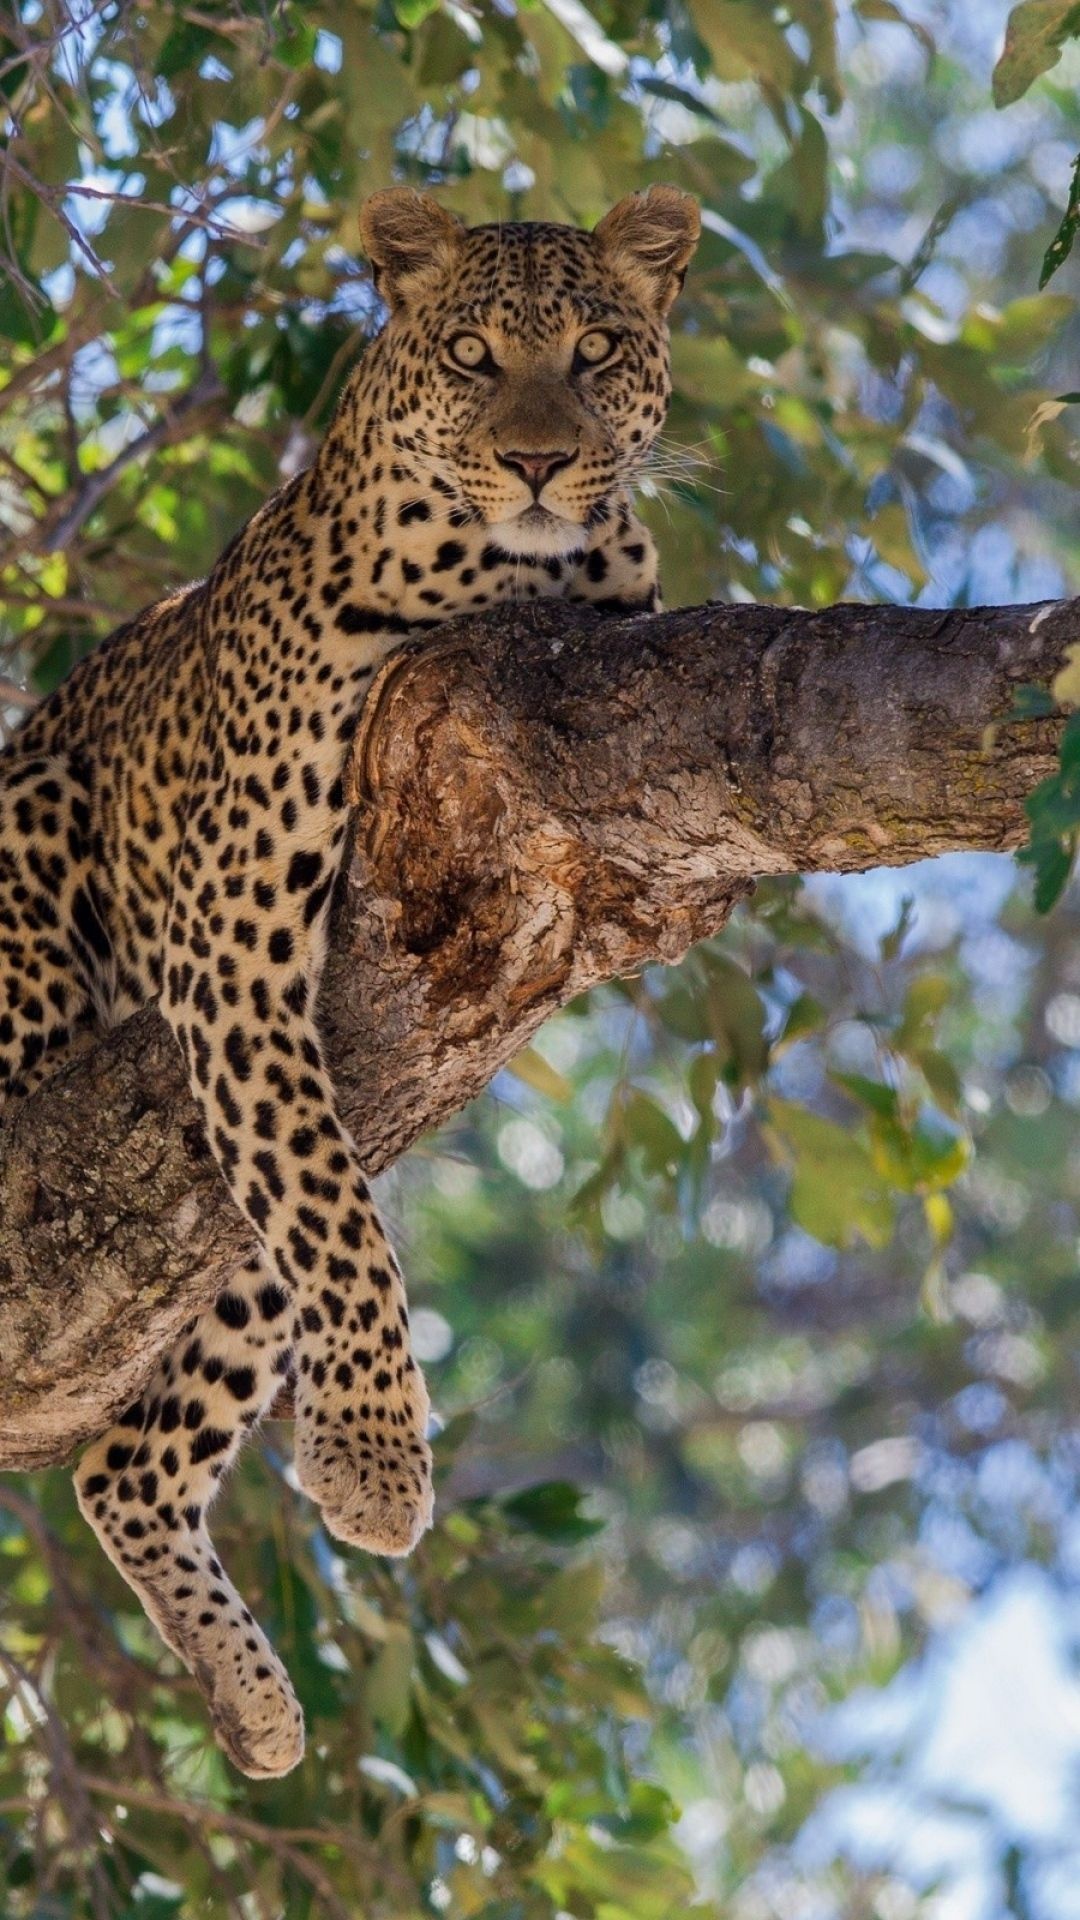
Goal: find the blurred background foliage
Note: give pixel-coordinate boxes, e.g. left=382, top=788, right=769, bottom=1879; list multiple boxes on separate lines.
left=2, top=1, right=1080, bottom=1916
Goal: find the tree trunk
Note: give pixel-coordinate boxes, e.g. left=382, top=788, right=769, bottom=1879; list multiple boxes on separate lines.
left=0, top=594, right=1071, bottom=1469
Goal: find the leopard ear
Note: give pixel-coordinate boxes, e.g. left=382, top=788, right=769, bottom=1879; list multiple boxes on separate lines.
left=359, top=189, right=465, bottom=308
left=593, top=185, right=700, bottom=315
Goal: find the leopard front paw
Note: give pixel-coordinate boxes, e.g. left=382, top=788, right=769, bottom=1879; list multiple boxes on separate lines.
left=294, top=1388, right=434, bottom=1556
left=320, top=1430, right=434, bottom=1555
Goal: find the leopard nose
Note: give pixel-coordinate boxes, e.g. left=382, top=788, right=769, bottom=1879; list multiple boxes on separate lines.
left=496, top=448, right=576, bottom=498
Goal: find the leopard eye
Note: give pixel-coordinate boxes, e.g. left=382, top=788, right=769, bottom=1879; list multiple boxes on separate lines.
left=573, top=328, right=617, bottom=371
left=448, top=332, right=495, bottom=372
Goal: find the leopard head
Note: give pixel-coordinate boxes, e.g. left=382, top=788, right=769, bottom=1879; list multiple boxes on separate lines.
left=358, top=186, right=700, bottom=559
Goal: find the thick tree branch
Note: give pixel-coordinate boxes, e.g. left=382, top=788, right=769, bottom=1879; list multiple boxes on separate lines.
left=0, top=594, right=1073, bottom=1469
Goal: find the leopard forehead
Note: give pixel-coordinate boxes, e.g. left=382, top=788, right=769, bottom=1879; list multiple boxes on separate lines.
left=433, top=222, right=640, bottom=332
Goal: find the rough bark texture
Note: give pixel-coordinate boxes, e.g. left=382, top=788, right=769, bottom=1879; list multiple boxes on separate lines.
left=1, top=593, right=1074, bottom=1469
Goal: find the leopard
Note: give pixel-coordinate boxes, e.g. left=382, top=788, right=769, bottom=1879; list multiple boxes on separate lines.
left=0, top=184, right=701, bottom=1777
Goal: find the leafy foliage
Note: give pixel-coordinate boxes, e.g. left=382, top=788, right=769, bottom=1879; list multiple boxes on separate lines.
left=1, top=1442, right=706, bottom=1920
left=993, top=7, right=1080, bottom=281
left=2, top=2, right=1080, bottom=1918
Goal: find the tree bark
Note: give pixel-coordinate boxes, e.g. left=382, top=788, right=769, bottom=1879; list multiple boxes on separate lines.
left=0, top=594, right=1073, bottom=1469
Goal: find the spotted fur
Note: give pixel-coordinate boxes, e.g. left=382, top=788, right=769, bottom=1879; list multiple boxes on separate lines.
left=2, top=187, right=700, bottom=1775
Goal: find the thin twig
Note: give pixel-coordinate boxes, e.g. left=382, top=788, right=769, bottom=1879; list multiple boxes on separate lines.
left=80, top=1774, right=367, bottom=1919
left=0, top=675, right=41, bottom=711
left=1, top=151, right=120, bottom=295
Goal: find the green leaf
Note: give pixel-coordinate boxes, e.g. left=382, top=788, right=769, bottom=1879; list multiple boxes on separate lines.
left=1025, top=773, right=1080, bottom=830
left=914, top=1048, right=963, bottom=1114
left=778, top=992, right=825, bottom=1047
left=701, top=951, right=770, bottom=1084
left=394, top=0, right=441, bottom=25
left=670, top=332, right=755, bottom=410
left=566, top=64, right=614, bottom=132
left=598, top=1780, right=681, bottom=1842
left=367, top=1623, right=415, bottom=1737
left=880, top=895, right=915, bottom=962
left=1018, top=832, right=1076, bottom=910
left=277, top=20, right=319, bottom=70
left=1059, top=706, right=1080, bottom=772
left=766, top=1098, right=895, bottom=1249
left=869, top=1106, right=969, bottom=1193
left=536, top=1559, right=606, bottom=1635
left=1040, top=150, right=1080, bottom=286
left=0, top=278, right=57, bottom=348
left=4, top=1852, right=35, bottom=1889
left=992, top=1, right=1080, bottom=106
left=622, top=1089, right=684, bottom=1178
left=830, top=1071, right=900, bottom=1120
left=895, top=973, right=951, bottom=1050
left=995, top=292, right=1075, bottom=359
left=693, top=0, right=798, bottom=89
left=156, top=21, right=215, bottom=79
left=687, top=1047, right=719, bottom=1124
left=908, top=1110, right=970, bottom=1189
left=506, top=1044, right=572, bottom=1103
left=503, top=1481, right=604, bottom=1545
left=656, top=979, right=711, bottom=1042
left=415, top=12, right=479, bottom=86
left=635, top=76, right=728, bottom=127
left=788, top=0, right=842, bottom=113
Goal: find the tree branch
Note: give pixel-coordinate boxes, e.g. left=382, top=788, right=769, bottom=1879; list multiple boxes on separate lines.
left=0, top=593, right=1072, bottom=1469
left=7, top=368, right=228, bottom=562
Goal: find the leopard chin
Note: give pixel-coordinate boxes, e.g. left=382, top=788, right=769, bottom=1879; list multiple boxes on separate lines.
left=485, top=503, right=590, bottom=560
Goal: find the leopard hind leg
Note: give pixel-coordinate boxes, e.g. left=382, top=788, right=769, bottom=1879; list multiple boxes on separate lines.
left=0, top=752, right=112, bottom=1101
